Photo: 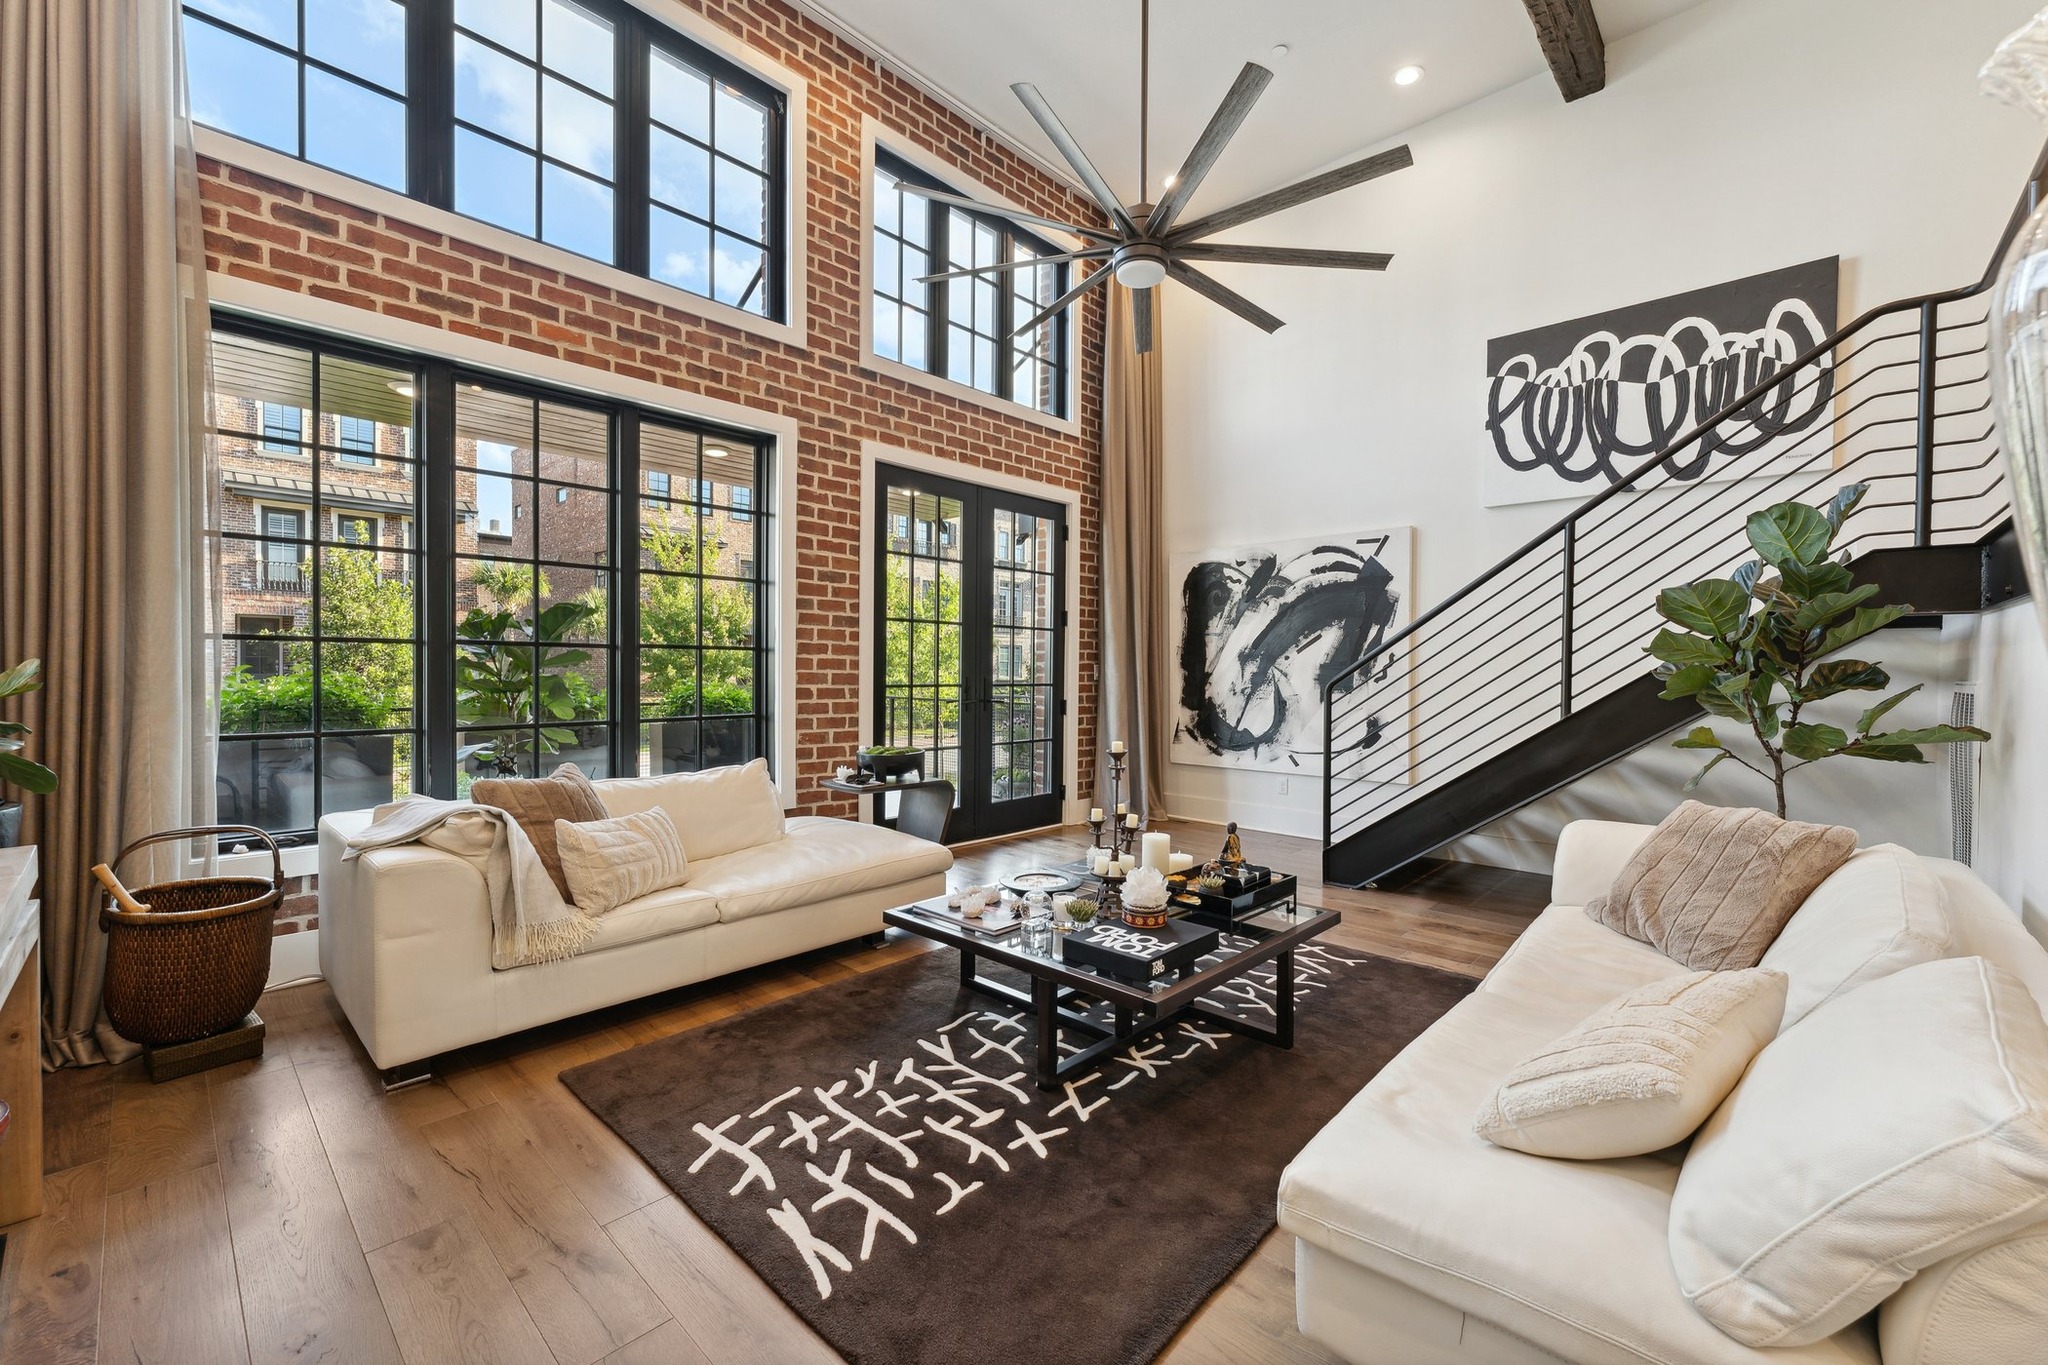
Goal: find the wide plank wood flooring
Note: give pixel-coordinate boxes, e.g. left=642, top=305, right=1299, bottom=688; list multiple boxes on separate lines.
left=0, top=819, right=1545, bottom=1364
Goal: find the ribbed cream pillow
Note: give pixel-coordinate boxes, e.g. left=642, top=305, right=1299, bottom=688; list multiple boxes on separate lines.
left=1476, top=968, right=1787, bottom=1160
left=553, top=807, right=690, bottom=916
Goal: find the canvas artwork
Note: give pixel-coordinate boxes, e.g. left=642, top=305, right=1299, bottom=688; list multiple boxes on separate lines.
left=1481, top=257, right=1840, bottom=507
left=1171, top=529, right=1412, bottom=777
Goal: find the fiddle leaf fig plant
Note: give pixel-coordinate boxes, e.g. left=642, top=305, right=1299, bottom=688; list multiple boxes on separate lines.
left=0, top=658, right=58, bottom=795
left=1649, top=484, right=1989, bottom=818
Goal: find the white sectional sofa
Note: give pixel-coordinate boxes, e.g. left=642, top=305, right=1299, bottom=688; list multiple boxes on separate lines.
left=1280, top=819, right=2048, bottom=1365
left=316, top=763, right=952, bottom=1078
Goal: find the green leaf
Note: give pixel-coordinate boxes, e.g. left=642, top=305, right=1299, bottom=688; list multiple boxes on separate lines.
left=1683, top=752, right=1729, bottom=793
left=1835, top=743, right=1929, bottom=764
left=1657, top=581, right=1751, bottom=638
left=1857, top=684, right=1922, bottom=736
left=1657, top=664, right=1718, bottom=701
left=1791, top=584, right=1880, bottom=633
left=1801, top=660, right=1890, bottom=700
left=1673, top=725, right=1725, bottom=751
left=1648, top=630, right=1733, bottom=667
left=1822, top=482, right=1870, bottom=532
left=1778, top=556, right=1854, bottom=601
left=1757, top=705, right=1782, bottom=741
left=1746, top=502, right=1833, bottom=569
left=1819, top=604, right=1911, bottom=657
left=1783, top=722, right=1850, bottom=761
left=0, top=658, right=42, bottom=700
left=1861, top=725, right=1992, bottom=747
left=1731, top=560, right=1768, bottom=597
left=0, top=750, right=57, bottom=794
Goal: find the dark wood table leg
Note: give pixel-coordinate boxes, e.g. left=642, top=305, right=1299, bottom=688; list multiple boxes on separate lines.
left=960, top=946, right=976, bottom=989
left=1113, top=1004, right=1132, bottom=1042
left=1275, top=949, right=1296, bottom=1049
left=1034, top=975, right=1060, bottom=1091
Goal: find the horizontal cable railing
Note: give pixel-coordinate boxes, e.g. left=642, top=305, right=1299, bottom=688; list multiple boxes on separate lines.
left=1323, top=148, right=2044, bottom=860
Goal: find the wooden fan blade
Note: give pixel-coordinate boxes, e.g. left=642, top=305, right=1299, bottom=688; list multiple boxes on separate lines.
left=1166, top=261, right=1284, bottom=334
left=915, top=248, right=1114, bottom=285
left=1011, top=83, right=1139, bottom=236
left=1144, top=63, right=1273, bottom=238
left=1010, top=265, right=1110, bottom=340
left=888, top=181, right=1124, bottom=243
left=1133, top=286, right=1154, bottom=355
left=1167, top=145, right=1414, bottom=243
left=1175, top=244, right=1393, bottom=270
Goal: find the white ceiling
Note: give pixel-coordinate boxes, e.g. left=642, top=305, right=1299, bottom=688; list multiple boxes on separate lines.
left=800, top=0, right=1710, bottom=212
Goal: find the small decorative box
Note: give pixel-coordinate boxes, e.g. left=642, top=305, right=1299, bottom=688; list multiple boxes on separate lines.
left=1059, top=918, right=1220, bottom=984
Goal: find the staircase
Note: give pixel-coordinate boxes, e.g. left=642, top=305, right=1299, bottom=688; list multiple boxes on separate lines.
left=1320, top=152, right=2047, bottom=888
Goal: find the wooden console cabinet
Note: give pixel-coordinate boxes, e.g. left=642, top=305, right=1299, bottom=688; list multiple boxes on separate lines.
left=0, top=846, right=41, bottom=1225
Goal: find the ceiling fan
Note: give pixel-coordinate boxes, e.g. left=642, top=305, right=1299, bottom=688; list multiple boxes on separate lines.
left=900, top=0, right=1412, bottom=354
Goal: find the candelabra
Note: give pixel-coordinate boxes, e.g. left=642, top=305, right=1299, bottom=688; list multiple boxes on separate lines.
left=1087, top=746, right=1141, bottom=859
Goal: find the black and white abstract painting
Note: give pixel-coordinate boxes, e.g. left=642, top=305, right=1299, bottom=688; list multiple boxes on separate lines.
left=1172, top=529, right=1412, bottom=776
left=1482, top=257, right=1839, bottom=507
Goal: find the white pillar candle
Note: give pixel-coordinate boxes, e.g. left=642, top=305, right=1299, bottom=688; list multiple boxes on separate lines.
left=1141, top=832, right=1172, bottom=873
left=1115, top=802, right=1128, bottom=816
left=1117, top=853, right=1136, bottom=873
left=1089, top=807, right=1104, bottom=823
left=1124, top=812, right=1140, bottom=829
left=1168, top=852, right=1195, bottom=874
left=1110, top=739, right=1126, bottom=754
left=1093, top=853, right=1112, bottom=877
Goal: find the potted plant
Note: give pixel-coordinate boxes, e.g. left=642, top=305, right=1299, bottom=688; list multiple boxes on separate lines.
left=1648, top=485, right=1989, bottom=818
left=0, top=658, right=58, bottom=847
left=456, top=600, right=601, bottom=777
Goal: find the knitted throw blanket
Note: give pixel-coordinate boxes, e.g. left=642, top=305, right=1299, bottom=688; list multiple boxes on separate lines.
left=343, top=796, right=599, bottom=968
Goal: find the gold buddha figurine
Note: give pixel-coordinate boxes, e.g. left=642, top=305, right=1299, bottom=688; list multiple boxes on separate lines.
left=1216, top=822, right=1246, bottom=874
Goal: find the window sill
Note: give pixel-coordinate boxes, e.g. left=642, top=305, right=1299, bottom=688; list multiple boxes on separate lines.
left=195, top=128, right=809, bottom=353
left=860, top=349, right=1084, bottom=438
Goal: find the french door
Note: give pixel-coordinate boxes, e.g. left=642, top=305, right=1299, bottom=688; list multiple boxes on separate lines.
left=874, top=465, right=1066, bottom=841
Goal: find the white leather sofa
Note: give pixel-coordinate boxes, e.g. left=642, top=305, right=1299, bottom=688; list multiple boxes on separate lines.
left=1280, top=820, right=2048, bottom=1365
left=316, top=762, right=952, bottom=1077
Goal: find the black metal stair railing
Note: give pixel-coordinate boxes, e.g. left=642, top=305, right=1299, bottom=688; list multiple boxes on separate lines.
left=1320, top=152, right=2047, bottom=870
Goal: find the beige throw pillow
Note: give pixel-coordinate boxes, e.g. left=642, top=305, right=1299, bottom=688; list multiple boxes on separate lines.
left=594, top=757, right=785, bottom=862
left=471, top=762, right=609, bottom=903
left=1586, top=801, right=1857, bottom=970
left=554, top=807, right=690, bottom=915
left=1475, top=968, right=1787, bottom=1160
left=1669, top=956, right=2048, bottom=1348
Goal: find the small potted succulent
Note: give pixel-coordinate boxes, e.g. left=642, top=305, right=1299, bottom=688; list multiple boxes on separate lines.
left=0, top=659, right=58, bottom=847
left=858, top=744, right=924, bottom=783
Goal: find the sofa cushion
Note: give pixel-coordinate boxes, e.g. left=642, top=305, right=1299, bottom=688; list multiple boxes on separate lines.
left=595, top=758, right=785, bottom=862
left=555, top=807, right=691, bottom=916
left=583, top=884, right=720, bottom=953
left=1669, top=956, right=2048, bottom=1349
left=1475, top=967, right=1787, bottom=1160
left=1877, top=1225, right=2048, bottom=1365
left=1760, top=843, right=1950, bottom=1030
left=471, top=762, right=607, bottom=902
left=1586, top=801, right=1857, bottom=971
left=689, top=816, right=953, bottom=923
left=1479, top=903, right=1689, bottom=1020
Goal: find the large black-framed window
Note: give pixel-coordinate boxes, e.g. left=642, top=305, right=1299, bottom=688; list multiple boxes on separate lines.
left=182, top=0, right=788, bottom=320
left=873, top=151, right=1071, bottom=419
left=207, top=313, right=775, bottom=839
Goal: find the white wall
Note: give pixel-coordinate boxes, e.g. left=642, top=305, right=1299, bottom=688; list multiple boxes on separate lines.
left=1163, top=0, right=2047, bottom=840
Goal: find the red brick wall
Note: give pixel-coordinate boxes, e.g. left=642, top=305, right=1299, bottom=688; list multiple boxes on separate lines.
left=197, top=0, right=1103, bottom=842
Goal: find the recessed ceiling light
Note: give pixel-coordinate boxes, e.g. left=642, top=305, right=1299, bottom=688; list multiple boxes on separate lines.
left=1163, top=173, right=1178, bottom=189
left=1270, top=44, right=1290, bottom=60
left=387, top=379, right=416, bottom=398
left=1394, top=64, right=1424, bottom=87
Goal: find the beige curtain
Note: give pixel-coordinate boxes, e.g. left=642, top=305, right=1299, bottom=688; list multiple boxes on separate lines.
left=1, top=1, right=217, bottom=1067
left=1097, top=284, right=1170, bottom=818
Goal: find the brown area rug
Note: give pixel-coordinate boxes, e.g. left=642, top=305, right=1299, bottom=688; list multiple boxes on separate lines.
left=561, top=942, right=1476, bottom=1365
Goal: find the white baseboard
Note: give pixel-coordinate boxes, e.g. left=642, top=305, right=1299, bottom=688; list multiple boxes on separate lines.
left=266, top=928, right=321, bottom=989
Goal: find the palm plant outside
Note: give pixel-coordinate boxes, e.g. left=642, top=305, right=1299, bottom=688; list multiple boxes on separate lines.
left=1649, top=484, right=1989, bottom=819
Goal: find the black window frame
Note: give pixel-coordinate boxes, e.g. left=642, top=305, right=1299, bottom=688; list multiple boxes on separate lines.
left=873, top=149, right=1072, bottom=420
left=182, top=0, right=790, bottom=322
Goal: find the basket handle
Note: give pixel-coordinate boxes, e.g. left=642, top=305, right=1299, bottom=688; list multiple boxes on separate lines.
left=112, top=825, right=284, bottom=891
left=90, top=863, right=152, bottom=914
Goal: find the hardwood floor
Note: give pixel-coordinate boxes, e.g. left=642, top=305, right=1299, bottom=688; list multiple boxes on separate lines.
left=0, top=820, right=1545, bottom=1365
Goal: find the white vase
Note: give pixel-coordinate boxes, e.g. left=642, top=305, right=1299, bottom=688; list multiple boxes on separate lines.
left=1983, top=8, right=2048, bottom=640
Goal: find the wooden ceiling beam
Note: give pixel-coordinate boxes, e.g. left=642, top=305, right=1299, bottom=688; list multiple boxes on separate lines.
left=1520, top=0, right=1606, bottom=102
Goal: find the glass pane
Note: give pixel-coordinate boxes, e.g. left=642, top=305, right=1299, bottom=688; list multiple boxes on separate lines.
left=323, top=734, right=408, bottom=812
left=459, top=729, right=536, bottom=781
left=645, top=718, right=699, bottom=774
left=712, top=233, right=764, bottom=311
left=713, top=159, right=765, bottom=240
left=319, top=643, right=414, bottom=730
left=650, top=49, right=711, bottom=141
left=184, top=18, right=298, bottom=153
left=455, top=129, right=537, bottom=235
left=639, top=572, right=699, bottom=645
left=873, top=296, right=899, bottom=361
left=555, top=724, right=612, bottom=779
left=538, top=402, right=609, bottom=485
left=538, top=565, right=608, bottom=643
left=714, top=85, right=768, bottom=169
left=875, top=240, right=900, bottom=298
left=216, top=736, right=315, bottom=830
left=641, top=649, right=696, bottom=713
left=541, top=162, right=613, bottom=262
left=210, top=333, right=313, bottom=442
left=702, top=716, right=757, bottom=768
left=188, top=0, right=296, bottom=46
left=459, top=556, right=539, bottom=621
left=455, top=36, right=537, bottom=146
left=306, top=70, right=407, bottom=192
left=650, top=128, right=710, bottom=216
left=874, top=172, right=898, bottom=235
left=306, top=0, right=405, bottom=91
left=542, top=75, right=613, bottom=177
left=538, top=483, right=607, bottom=564
left=463, top=456, right=533, bottom=553
left=456, top=0, right=535, bottom=58
left=650, top=206, right=709, bottom=294
left=455, top=388, right=535, bottom=470
left=701, top=651, right=753, bottom=714
left=542, top=0, right=613, bottom=94
left=946, top=324, right=972, bottom=384
left=318, top=544, right=415, bottom=640
left=903, top=306, right=928, bottom=370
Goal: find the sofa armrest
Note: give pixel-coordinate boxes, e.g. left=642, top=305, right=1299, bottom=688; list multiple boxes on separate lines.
left=317, top=815, right=495, bottom=1070
left=1550, top=820, right=1655, bottom=907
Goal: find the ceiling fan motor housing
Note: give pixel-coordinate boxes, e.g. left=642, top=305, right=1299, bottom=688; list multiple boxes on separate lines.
left=1113, top=242, right=1169, bottom=290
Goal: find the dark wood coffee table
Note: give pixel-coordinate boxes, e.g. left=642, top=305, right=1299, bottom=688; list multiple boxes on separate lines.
left=884, top=896, right=1341, bottom=1090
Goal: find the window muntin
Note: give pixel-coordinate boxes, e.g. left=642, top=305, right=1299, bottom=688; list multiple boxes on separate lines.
left=871, top=152, right=1070, bottom=419
left=183, top=1, right=788, bottom=320
left=183, top=0, right=408, bottom=192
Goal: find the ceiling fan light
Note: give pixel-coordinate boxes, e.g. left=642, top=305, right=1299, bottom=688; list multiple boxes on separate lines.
left=1394, top=64, right=1425, bottom=87
left=1115, top=257, right=1168, bottom=290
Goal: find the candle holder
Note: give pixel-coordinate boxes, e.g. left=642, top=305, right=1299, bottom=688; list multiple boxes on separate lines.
left=1096, top=747, right=1140, bottom=859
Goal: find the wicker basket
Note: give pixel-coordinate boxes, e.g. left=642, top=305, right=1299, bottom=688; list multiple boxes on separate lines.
left=98, top=825, right=282, bottom=1047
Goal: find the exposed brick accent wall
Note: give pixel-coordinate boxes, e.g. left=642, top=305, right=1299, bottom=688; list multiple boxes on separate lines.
left=197, top=0, right=1104, bottom=833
